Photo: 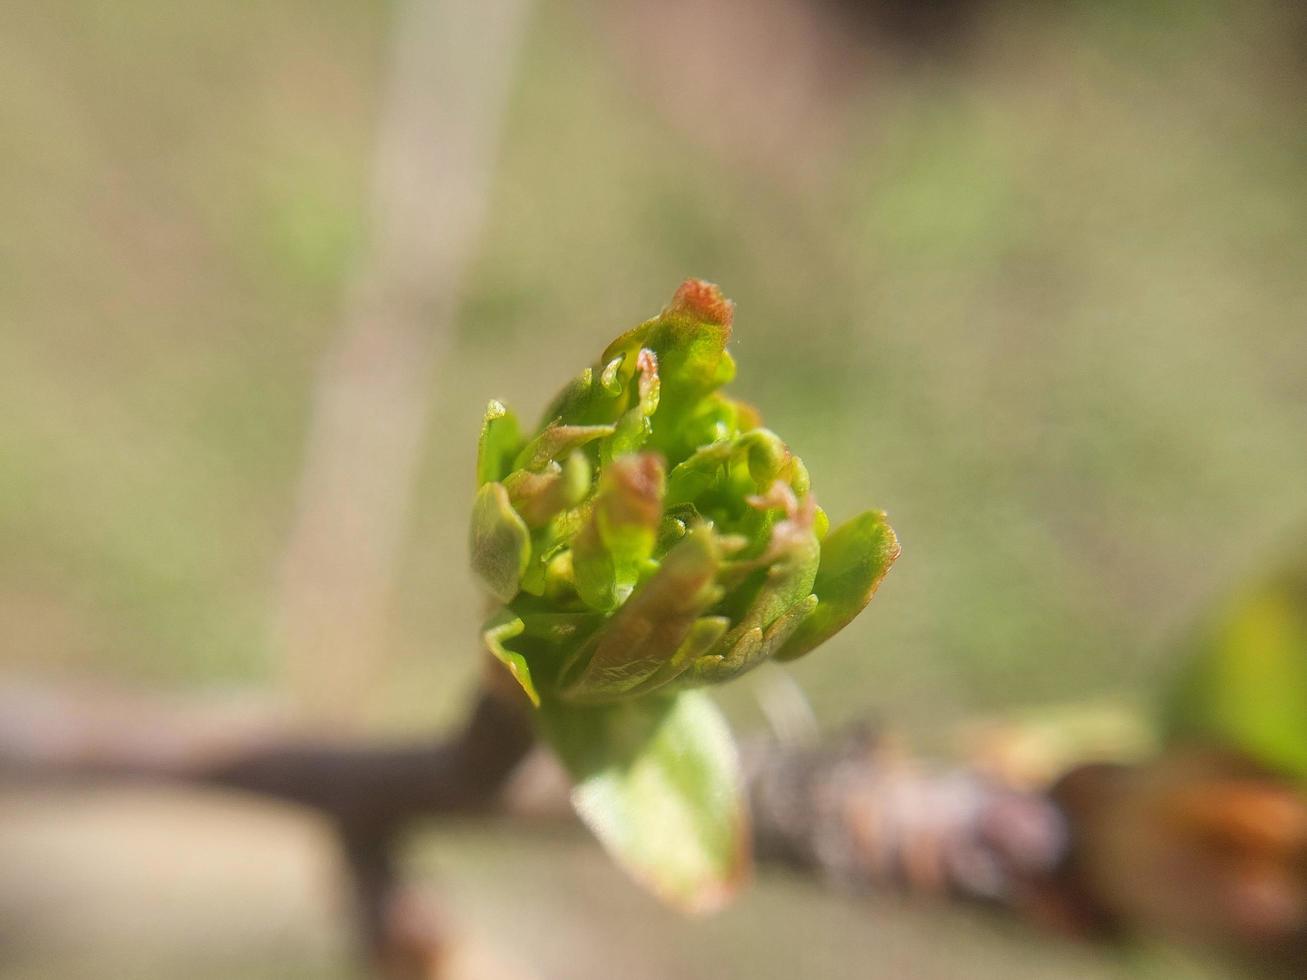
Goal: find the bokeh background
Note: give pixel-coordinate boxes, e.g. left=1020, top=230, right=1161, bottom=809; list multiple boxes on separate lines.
left=2, top=0, right=1305, bottom=977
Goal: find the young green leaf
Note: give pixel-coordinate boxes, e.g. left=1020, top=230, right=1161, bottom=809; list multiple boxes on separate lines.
left=503, top=452, right=591, bottom=528
left=469, top=482, right=531, bottom=603
left=571, top=454, right=664, bottom=613
left=564, top=525, right=723, bottom=701
left=688, top=493, right=821, bottom=684
left=477, top=401, right=522, bottom=487
left=515, top=422, right=616, bottom=472
left=775, top=510, right=900, bottom=662
left=482, top=609, right=537, bottom=707
left=537, top=690, right=749, bottom=914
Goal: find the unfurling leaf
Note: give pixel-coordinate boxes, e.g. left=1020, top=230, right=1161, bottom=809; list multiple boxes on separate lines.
left=776, top=510, right=901, bottom=662
left=515, top=422, right=615, bottom=472
left=482, top=609, right=537, bottom=707
left=476, top=401, right=522, bottom=487
left=564, top=526, right=723, bottom=701
left=538, top=690, right=748, bottom=913
left=469, top=482, right=530, bottom=603
left=571, top=454, right=664, bottom=612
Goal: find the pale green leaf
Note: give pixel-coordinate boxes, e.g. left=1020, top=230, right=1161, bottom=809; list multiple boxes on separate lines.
left=775, top=510, right=900, bottom=662
left=481, top=609, right=538, bottom=707
left=538, top=690, right=749, bottom=913
left=469, top=482, right=531, bottom=603
left=476, top=401, right=522, bottom=487
left=571, top=454, right=664, bottom=613
left=514, top=422, right=615, bottom=472
left=564, top=526, right=722, bottom=701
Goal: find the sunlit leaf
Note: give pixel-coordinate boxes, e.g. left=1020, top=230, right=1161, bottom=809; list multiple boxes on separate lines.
left=603, top=349, right=661, bottom=460
left=690, top=510, right=821, bottom=683
left=565, top=526, right=723, bottom=700
left=538, top=690, right=749, bottom=913
left=503, top=452, right=591, bottom=528
left=469, top=482, right=531, bottom=603
left=482, top=609, right=537, bottom=707
left=514, top=422, right=615, bottom=472
left=571, top=454, right=664, bottom=613
left=476, top=400, right=522, bottom=487
left=775, top=510, right=900, bottom=662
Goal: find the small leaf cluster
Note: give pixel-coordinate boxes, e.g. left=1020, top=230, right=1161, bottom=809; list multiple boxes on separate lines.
left=471, top=279, right=899, bottom=709
left=468, top=279, right=898, bottom=911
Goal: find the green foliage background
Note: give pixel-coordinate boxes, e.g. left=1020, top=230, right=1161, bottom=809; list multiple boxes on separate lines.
left=1, top=1, right=1305, bottom=977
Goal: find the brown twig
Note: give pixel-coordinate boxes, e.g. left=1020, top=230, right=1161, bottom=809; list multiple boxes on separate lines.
left=745, top=728, right=1307, bottom=974
left=0, top=671, right=535, bottom=979
left=743, top=725, right=1069, bottom=910
left=3, top=680, right=1305, bottom=977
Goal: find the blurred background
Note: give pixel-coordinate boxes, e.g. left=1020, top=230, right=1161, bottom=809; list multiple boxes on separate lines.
left=2, top=0, right=1305, bottom=977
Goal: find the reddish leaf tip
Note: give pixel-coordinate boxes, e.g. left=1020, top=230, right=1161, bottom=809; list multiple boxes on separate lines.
left=668, top=279, right=734, bottom=328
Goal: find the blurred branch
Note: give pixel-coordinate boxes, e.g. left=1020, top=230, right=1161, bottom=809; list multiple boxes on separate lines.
left=746, top=732, right=1307, bottom=975
left=0, top=669, right=535, bottom=980
left=743, top=726, right=1069, bottom=911
left=278, top=0, right=533, bottom=723
left=3, top=681, right=1305, bottom=977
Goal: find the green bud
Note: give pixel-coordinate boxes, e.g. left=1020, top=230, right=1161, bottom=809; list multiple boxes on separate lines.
left=467, top=279, right=899, bottom=912
left=470, top=279, right=899, bottom=707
